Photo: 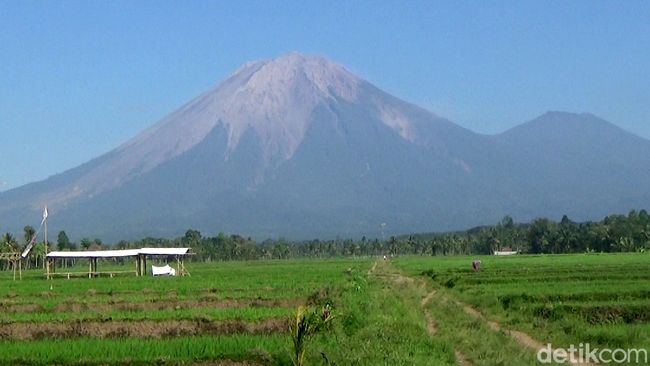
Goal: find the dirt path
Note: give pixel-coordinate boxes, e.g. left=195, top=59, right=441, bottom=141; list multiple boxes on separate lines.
left=454, top=351, right=473, bottom=366
left=368, top=260, right=378, bottom=275
left=420, top=289, right=471, bottom=365
left=420, top=290, right=437, bottom=335
left=189, top=361, right=264, bottom=366
left=456, top=300, right=594, bottom=365
left=376, top=261, right=597, bottom=366
left=376, top=262, right=470, bottom=365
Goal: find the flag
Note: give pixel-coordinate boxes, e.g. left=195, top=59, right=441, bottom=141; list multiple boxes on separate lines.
left=43, top=206, right=48, bottom=220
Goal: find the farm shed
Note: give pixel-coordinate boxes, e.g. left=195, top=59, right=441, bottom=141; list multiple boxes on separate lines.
left=45, top=247, right=191, bottom=279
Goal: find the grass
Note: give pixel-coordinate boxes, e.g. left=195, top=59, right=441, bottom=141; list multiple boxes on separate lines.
left=394, top=253, right=650, bottom=356
left=0, top=258, right=373, bottom=365
left=1, top=253, right=649, bottom=364
left=312, top=262, right=457, bottom=365
left=0, top=306, right=293, bottom=322
left=0, top=335, right=289, bottom=365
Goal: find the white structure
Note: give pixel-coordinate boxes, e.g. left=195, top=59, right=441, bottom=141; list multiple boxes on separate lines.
left=45, top=247, right=191, bottom=278
left=151, top=264, right=176, bottom=276
left=493, top=250, right=518, bottom=256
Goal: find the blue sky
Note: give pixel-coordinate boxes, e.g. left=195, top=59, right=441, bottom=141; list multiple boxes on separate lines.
left=1, top=1, right=649, bottom=191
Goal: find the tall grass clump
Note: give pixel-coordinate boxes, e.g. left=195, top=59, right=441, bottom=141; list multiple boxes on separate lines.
left=290, top=304, right=334, bottom=366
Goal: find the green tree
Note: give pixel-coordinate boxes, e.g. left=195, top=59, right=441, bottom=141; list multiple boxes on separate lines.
left=80, top=238, right=93, bottom=250
left=57, top=231, right=71, bottom=251
left=528, top=218, right=557, bottom=254
left=1, top=232, right=18, bottom=253
left=183, top=229, right=202, bottom=247
left=23, top=225, right=36, bottom=246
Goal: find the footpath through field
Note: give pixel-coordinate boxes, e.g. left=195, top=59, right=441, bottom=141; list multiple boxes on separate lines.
left=371, top=259, right=596, bottom=365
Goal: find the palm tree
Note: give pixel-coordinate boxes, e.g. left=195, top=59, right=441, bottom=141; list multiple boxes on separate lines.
left=23, top=225, right=36, bottom=246
left=1, top=232, right=18, bottom=253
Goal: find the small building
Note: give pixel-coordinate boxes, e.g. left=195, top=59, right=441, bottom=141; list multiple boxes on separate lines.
left=493, top=247, right=518, bottom=256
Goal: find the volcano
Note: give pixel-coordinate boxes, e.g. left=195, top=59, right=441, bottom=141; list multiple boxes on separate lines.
left=2, top=53, right=650, bottom=241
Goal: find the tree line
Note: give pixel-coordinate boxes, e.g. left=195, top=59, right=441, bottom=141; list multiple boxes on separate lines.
left=2, top=209, right=649, bottom=266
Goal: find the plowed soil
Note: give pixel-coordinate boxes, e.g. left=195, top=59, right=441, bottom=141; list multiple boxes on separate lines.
left=0, top=317, right=289, bottom=340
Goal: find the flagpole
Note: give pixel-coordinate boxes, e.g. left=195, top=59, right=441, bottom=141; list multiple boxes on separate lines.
left=44, top=211, right=47, bottom=255
left=44, top=207, right=48, bottom=274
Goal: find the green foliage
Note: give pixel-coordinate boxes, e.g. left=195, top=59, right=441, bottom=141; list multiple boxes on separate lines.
left=290, top=305, right=334, bottom=366
left=395, top=253, right=650, bottom=351
left=37, top=209, right=650, bottom=260
left=23, top=225, right=35, bottom=246
left=1, top=232, right=18, bottom=252
left=57, top=231, right=71, bottom=251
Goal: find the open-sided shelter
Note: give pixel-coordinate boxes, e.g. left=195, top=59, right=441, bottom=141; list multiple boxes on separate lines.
left=45, top=247, right=191, bottom=279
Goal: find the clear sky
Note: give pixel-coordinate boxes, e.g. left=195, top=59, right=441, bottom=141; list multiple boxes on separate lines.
left=1, top=1, right=649, bottom=192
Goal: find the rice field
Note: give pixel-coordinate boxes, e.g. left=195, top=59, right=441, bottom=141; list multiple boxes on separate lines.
left=394, top=253, right=650, bottom=365
left=1, top=253, right=649, bottom=365
left=0, top=259, right=372, bottom=365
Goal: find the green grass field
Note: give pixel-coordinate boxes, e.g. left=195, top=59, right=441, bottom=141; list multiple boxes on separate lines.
left=1, top=253, right=648, bottom=365
left=394, top=253, right=650, bottom=365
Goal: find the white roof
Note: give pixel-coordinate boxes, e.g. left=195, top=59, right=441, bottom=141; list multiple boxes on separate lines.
left=46, top=248, right=190, bottom=258
left=139, top=247, right=190, bottom=256
left=46, top=249, right=141, bottom=258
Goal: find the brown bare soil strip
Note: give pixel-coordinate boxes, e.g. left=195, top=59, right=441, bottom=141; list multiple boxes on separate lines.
left=420, top=290, right=437, bottom=335
left=4, top=287, right=288, bottom=300
left=0, top=317, right=289, bottom=340
left=1, top=298, right=300, bottom=314
left=454, top=351, right=473, bottom=366
left=50, top=298, right=301, bottom=313
left=0, top=302, right=43, bottom=313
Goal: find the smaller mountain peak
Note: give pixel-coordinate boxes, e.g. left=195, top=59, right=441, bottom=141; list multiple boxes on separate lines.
left=537, top=111, right=608, bottom=126
left=542, top=110, right=576, bottom=118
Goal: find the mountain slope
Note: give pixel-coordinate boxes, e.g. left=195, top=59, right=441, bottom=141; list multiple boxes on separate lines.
left=1, top=54, right=650, bottom=241
left=493, top=112, right=650, bottom=219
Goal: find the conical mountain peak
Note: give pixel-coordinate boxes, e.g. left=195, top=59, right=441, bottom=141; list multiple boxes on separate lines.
left=23, top=54, right=369, bottom=206
left=6, top=54, right=648, bottom=242
left=210, top=53, right=362, bottom=160
left=240, top=52, right=361, bottom=101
